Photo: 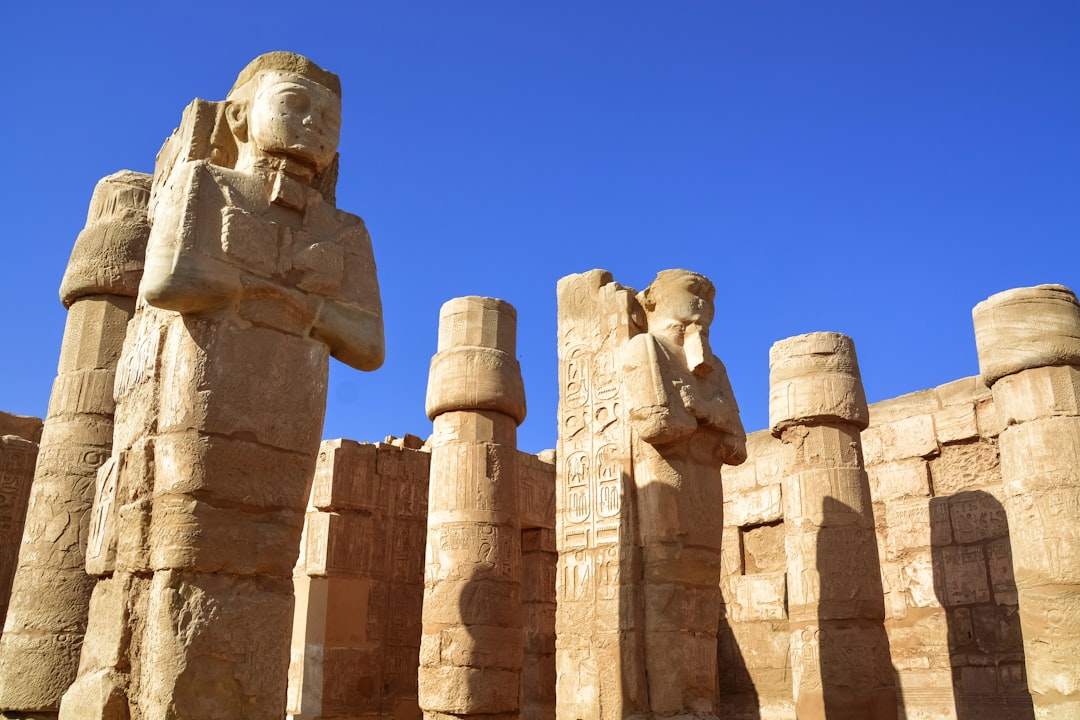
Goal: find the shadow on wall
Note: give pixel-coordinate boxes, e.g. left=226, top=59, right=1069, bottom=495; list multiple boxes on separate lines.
left=930, top=490, right=1034, bottom=720
left=816, top=496, right=907, bottom=720
left=716, top=604, right=761, bottom=719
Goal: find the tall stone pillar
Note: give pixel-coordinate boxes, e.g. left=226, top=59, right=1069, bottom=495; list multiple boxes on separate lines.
left=0, top=171, right=150, bottom=717
left=554, top=270, right=644, bottom=720
left=419, top=297, right=526, bottom=720
left=972, top=284, right=1080, bottom=719
left=769, top=332, right=896, bottom=720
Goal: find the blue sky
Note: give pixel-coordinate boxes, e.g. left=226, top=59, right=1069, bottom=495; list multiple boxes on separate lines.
left=2, top=2, right=1077, bottom=453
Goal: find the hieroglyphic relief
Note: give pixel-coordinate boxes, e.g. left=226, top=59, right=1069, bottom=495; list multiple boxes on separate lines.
left=555, top=270, right=643, bottom=719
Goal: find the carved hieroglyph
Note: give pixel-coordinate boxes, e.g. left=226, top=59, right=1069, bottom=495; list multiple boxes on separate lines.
left=973, top=284, right=1080, bottom=719
left=58, top=52, right=383, bottom=720
left=419, top=297, right=526, bottom=719
left=0, top=171, right=150, bottom=717
left=769, top=332, right=896, bottom=720
left=555, top=269, right=746, bottom=719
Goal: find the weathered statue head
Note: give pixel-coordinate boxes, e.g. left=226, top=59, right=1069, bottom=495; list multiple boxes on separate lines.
left=638, top=269, right=717, bottom=377
left=224, top=51, right=343, bottom=180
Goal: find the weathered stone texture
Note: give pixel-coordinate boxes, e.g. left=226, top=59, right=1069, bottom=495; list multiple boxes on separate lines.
left=420, top=297, right=526, bottom=719
left=59, top=52, right=384, bottom=720
left=974, top=284, right=1080, bottom=719
left=0, top=170, right=150, bottom=718
left=288, top=439, right=430, bottom=720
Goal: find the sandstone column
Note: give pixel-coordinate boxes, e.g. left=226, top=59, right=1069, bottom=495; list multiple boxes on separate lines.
left=0, top=171, right=150, bottom=717
left=769, top=332, right=896, bottom=720
left=419, top=296, right=526, bottom=720
left=972, top=284, right=1080, bottom=719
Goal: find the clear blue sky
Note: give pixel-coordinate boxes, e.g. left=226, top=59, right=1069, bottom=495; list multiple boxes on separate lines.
left=2, top=2, right=1077, bottom=453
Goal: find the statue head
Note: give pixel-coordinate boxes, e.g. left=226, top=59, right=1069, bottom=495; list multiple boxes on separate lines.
left=224, top=52, right=343, bottom=178
left=639, top=269, right=717, bottom=376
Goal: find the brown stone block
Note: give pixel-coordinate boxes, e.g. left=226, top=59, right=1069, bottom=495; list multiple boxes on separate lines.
left=994, top=364, right=1080, bottom=424
left=928, top=440, right=1002, bottom=496
left=148, top=495, right=305, bottom=576
left=154, top=431, right=317, bottom=510
left=55, top=296, right=135, bottom=376
left=725, top=572, right=787, bottom=623
left=784, top=467, right=874, bottom=527
left=421, top=578, right=522, bottom=627
left=976, top=395, right=1006, bottom=439
left=320, top=576, right=374, bottom=644
left=1005, top=486, right=1080, bottom=586
left=0, top=631, right=82, bottom=709
left=0, top=410, right=43, bottom=442
left=641, top=631, right=718, bottom=713
left=319, top=646, right=383, bottom=714
left=158, top=320, right=329, bottom=454
left=419, top=624, right=522, bottom=671
left=15, top=478, right=97, bottom=572
left=868, top=388, right=940, bottom=425
left=986, top=536, right=1019, bottom=605
left=863, top=413, right=939, bottom=464
left=934, top=401, right=980, bottom=444
left=867, top=458, right=931, bottom=502
left=884, top=497, right=950, bottom=558
left=936, top=545, right=991, bottom=606
left=999, top=415, right=1080, bottom=495
left=138, top=570, right=295, bottom=719
left=741, top=521, right=786, bottom=573
left=417, top=665, right=519, bottom=714
left=725, top=482, right=783, bottom=527
left=77, top=576, right=134, bottom=674
left=37, top=416, right=114, bottom=462
left=310, top=439, right=379, bottom=511
left=56, top=668, right=129, bottom=720
left=517, top=451, right=555, bottom=531
left=523, top=602, right=555, bottom=656
left=947, top=491, right=1010, bottom=543
left=46, top=369, right=117, bottom=420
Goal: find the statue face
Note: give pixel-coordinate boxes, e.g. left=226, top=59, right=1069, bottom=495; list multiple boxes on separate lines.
left=647, top=274, right=716, bottom=376
left=247, top=71, right=341, bottom=172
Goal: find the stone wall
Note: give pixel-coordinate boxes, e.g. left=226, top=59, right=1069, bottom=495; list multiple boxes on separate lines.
left=288, top=438, right=556, bottom=720
left=718, top=375, right=1031, bottom=720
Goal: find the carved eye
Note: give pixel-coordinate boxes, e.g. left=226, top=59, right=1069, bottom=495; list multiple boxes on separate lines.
left=283, top=90, right=310, bottom=113
left=322, top=107, right=342, bottom=131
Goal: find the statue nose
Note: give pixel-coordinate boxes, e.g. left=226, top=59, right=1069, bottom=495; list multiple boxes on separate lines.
left=684, top=325, right=715, bottom=377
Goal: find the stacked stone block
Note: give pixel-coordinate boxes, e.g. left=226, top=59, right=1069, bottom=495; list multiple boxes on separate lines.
left=973, top=284, right=1080, bottom=719
left=419, top=296, right=527, bottom=719
left=288, top=437, right=430, bottom=720
left=769, top=332, right=896, bottom=720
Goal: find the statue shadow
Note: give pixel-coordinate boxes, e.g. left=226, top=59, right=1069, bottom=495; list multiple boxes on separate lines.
left=929, top=490, right=1034, bottom=720
left=814, top=495, right=906, bottom=720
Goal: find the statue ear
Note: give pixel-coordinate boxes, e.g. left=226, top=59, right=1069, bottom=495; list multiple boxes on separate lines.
left=225, top=101, right=248, bottom=143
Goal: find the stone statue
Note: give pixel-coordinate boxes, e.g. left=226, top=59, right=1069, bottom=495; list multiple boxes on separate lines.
left=621, top=269, right=746, bottom=717
left=59, top=52, right=383, bottom=719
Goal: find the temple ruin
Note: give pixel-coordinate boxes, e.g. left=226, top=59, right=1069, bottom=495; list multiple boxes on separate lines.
left=0, top=52, right=1078, bottom=720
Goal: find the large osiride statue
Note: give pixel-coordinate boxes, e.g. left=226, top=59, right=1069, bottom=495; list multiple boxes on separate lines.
left=59, top=52, right=384, bottom=719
